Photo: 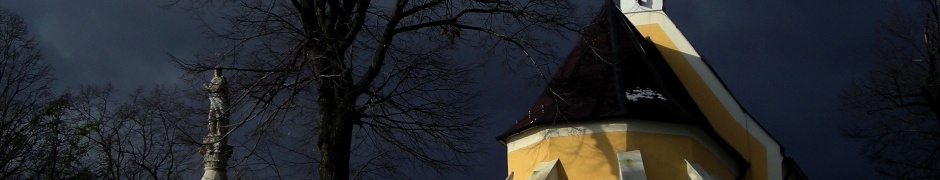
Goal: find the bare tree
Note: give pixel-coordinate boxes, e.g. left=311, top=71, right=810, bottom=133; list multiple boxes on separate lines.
left=169, top=0, right=579, bottom=179
left=842, top=1, right=940, bottom=178
left=0, top=8, right=79, bottom=179
left=1, top=8, right=204, bottom=180
left=68, top=84, right=203, bottom=179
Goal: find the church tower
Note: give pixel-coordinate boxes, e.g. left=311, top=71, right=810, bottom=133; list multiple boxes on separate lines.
left=497, top=1, right=807, bottom=179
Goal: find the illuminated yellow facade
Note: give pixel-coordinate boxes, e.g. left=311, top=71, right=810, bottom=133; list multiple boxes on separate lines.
left=499, top=1, right=806, bottom=180
left=504, top=120, right=743, bottom=180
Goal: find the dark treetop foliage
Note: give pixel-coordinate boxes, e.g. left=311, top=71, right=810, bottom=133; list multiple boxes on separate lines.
left=2, top=9, right=204, bottom=179
left=0, top=8, right=69, bottom=179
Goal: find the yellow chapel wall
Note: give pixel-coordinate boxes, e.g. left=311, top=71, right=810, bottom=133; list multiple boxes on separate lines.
left=505, top=120, right=740, bottom=180
left=627, top=11, right=782, bottom=180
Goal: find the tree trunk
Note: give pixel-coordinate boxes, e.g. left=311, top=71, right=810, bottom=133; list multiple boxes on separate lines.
left=317, top=112, right=356, bottom=180
left=313, top=50, right=358, bottom=180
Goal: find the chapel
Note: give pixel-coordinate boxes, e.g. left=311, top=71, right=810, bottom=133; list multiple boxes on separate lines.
left=497, top=1, right=807, bottom=179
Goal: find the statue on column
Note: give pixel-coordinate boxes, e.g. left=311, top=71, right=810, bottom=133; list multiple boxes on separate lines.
left=200, top=67, right=232, bottom=180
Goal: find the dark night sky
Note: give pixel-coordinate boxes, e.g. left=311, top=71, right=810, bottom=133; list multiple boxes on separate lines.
left=1, top=0, right=917, bottom=179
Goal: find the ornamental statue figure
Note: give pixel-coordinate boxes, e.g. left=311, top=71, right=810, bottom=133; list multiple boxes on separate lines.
left=201, top=67, right=232, bottom=180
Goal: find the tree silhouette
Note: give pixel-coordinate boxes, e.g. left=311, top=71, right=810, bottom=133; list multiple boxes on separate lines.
left=842, top=1, right=940, bottom=178
left=0, top=8, right=76, bottom=179
left=169, top=0, right=579, bottom=179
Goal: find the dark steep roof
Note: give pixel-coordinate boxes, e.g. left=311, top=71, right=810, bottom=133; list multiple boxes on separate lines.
left=496, top=1, right=710, bottom=140
left=495, top=2, right=766, bottom=175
